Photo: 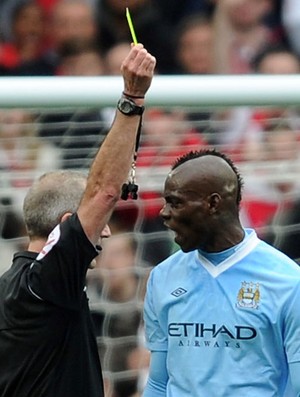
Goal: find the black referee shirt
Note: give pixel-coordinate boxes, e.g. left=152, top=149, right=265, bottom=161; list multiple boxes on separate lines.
left=0, top=214, right=104, bottom=397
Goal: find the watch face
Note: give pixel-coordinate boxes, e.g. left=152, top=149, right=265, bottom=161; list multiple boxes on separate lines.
left=122, top=100, right=133, bottom=113
left=118, top=97, right=144, bottom=116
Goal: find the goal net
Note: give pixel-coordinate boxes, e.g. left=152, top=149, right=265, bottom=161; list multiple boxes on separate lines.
left=1, top=75, right=300, bottom=396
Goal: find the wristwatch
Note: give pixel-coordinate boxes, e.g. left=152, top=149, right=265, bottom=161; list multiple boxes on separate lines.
left=117, top=97, right=144, bottom=116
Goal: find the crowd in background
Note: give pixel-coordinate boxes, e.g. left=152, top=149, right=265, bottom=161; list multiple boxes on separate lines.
left=1, top=1, right=300, bottom=396
left=0, top=0, right=299, bottom=77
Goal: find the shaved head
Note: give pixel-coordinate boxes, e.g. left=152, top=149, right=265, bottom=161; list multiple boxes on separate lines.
left=171, top=149, right=243, bottom=206
left=161, top=149, right=245, bottom=252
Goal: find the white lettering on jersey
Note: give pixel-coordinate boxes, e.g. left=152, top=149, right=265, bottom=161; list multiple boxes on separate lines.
left=28, top=225, right=61, bottom=300
left=36, top=224, right=61, bottom=261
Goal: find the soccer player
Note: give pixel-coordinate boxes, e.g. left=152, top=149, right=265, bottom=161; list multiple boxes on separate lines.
left=0, top=43, right=156, bottom=397
left=142, top=148, right=300, bottom=397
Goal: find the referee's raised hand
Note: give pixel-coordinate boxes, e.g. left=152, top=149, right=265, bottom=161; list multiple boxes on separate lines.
left=121, top=43, right=156, bottom=102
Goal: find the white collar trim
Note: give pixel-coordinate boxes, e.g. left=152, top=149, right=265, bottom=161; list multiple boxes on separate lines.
left=197, top=231, right=259, bottom=278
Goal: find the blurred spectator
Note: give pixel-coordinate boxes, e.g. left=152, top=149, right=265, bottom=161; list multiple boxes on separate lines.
left=95, top=0, right=177, bottom=74
left=108, top=202, right=140, bottom=235
left=56, top=38, right=106, bottom=76
left=126, top=337, right=150, bottom=391
left=175, top=14, right=214, bottom=74
left=38, top=107, right=107, bottom=169
left=252, top=43, right=300, bottom=74
left=38, top=0, right=64, bottom=18
left=110, top=338, right=150, bottom=397
left=100, top=41, right=132, bottom=129
left=0, top=198, right=28, bottom=265
left=104, top=41, right=131, bottom=75
left=242, top=46, right=300, bottom=229
left=171, top=13, right=216, bottom=143
left=240, top=45, right=300, bottom=161
left=281, top=0, right=300, bottom=58
left=138, top=107, right=207, bottom=168
left=241, top=120, right=300, bottom=232
left=153, top=0, right=215, bottom=27
left=0, top=109, right=61, bottom=190
left=0, top=0, right=38, bottom=41
left=0, top=0, right=95, bottom=23
left=206, top=43, right=300, bottom=234
left=87, top=232, right=151, bottom=397
left=0, top=108, right=61, bottom=239
left=37, top=37, right=107, bottom=169
left=87, top=233, right=150, bottom=305
left=0, top=1, right=47, bottom=73
left=13, top=0, right=99, bottom=75
left=269, top=197, right=300, bottom=262
left=0, top=238, right=19, bottom=275
left=214, top=45, right=300, bottom=158
left=48, top=0, right=98, bottom=54
left=212, top=0, right=281, bottom=74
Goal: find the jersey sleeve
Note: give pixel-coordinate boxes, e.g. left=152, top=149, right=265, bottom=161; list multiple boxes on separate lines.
left=142, top=351, right=168, bottom=397
left=286, top=363, right=300, bottom=396
left=27, top=213, right=98, bottom=309
left=284, top=282, right=300, bottom=395
left=284, top=281, right=300, bottom=363
left=143, top=270, right=168, bottom=352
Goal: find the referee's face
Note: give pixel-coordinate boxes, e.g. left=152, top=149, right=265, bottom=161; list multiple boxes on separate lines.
left=101, top=224, right=111, bottom=240
left=89, top=224, right=111, bottom=268
left=97, top=224, right=111, bottom=250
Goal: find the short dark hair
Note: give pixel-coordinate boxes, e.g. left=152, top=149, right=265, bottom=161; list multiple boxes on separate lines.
left=251, top=44, right=300, bottom=72
left=172, top=148, right=244, bottom=205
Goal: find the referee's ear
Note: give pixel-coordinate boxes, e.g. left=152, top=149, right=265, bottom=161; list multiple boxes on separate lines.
left=60, top=212, right=73, bottom=224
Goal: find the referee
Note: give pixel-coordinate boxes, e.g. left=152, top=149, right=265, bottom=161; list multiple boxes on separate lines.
left=0, top=44, right=156, bottom=397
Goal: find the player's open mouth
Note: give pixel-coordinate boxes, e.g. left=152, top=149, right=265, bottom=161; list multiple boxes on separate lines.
left=164, top=222, right=175, bottom=232
left=164, top=223, right=178, bottom=238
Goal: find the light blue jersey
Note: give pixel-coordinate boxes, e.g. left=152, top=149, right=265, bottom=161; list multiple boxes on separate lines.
left=144, top=229, right=300, bottom=397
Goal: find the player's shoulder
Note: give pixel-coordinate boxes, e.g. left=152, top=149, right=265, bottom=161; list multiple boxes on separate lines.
left=258, top=238, right=300, bottom=274
left=150, top=249, right=193, bottom=277
left=157, top=248, right=185, bottom=264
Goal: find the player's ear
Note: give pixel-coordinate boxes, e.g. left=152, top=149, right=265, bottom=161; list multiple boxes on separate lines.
left=208, top=193, right=221, bottom=214
left=60, top=212, right=73, bottom=223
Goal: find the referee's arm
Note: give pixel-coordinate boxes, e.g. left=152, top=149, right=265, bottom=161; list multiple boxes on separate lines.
left=77, top=44, right=156, bottom=245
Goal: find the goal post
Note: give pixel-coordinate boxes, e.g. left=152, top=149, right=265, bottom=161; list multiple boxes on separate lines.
left=1, top=74, right=300, bottom=108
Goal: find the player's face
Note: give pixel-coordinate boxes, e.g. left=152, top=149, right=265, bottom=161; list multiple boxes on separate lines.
left=160, top=172, right=213, bottom=252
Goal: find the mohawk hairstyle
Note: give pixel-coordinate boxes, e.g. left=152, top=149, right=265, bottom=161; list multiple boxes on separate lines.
left=172, top=148, right=244, bottom=205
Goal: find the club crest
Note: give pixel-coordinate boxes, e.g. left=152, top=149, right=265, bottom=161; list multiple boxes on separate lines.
left=237, top=281, right=260, bottom=309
